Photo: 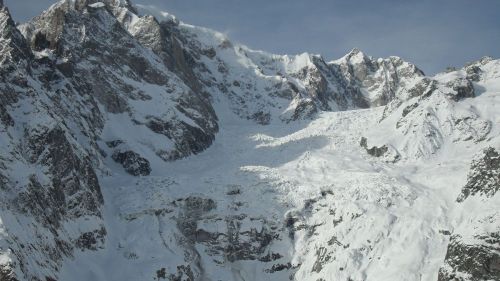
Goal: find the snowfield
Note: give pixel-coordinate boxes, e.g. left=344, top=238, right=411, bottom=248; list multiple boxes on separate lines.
left=61, top=81, right=499, bottom=280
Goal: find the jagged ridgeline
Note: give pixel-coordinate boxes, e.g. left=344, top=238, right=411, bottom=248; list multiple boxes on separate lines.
left=0, top=0, right=499, bottom=280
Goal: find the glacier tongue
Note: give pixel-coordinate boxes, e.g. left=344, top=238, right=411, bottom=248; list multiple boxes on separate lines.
left=0, top=1, right=499, bottom=281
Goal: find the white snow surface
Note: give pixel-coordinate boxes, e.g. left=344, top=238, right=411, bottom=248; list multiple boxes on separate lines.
left=57, top=63, right=499, bottom=280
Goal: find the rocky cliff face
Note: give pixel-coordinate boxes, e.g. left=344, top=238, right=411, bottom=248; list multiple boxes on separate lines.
left=0, top=3, right=106, bottom=280
left=361, top=57, right=497, bottom=161
left=0, top=1, right=499, bottom=281
left=438, top=148, right=500, bottom=281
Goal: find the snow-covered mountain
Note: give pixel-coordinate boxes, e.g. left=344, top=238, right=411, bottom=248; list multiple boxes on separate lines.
left=0, top=1, right=498, bottom=280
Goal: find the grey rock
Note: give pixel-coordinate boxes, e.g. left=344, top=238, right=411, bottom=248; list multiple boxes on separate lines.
left=439, top=148, right=500, bottom=281
left=438, top=233, right=500, bottom=281
left=75, top=226, right=107, bottom=251
left=112, top=150, right=151, bottom=176
left=21, top=126, right=103, bottom=221
left=457, top=147, right=500, bottom=202
left=224, top=219, right=275, bottom=262
left=402, top=102, right=419, bottom=117
left=360, top=137, right=388, bottom=157
left=147, top=117, right=216, bottom=161
left=311, top=247, right=332, bottom=273
left=0, top=264, right=17, bottom=281
left=171, top=195, right=284, bottom=274
left=106, top=140, right=125, bottom=148
left=292, top=99, right=318, bottom=121
left=265, top=262, right=293, bottom=274
left=446, top=78, right=475, bottom=101
left=466, top=65, right=482, bottom=82
left=445, top=66, right=457, bottom=73
left=176, top=196, right=216, bottom=241
left=250, top=111, right=271, bottom=125
left=167, top=265, right=194, bottom=281
left=7, top=124, right=105, bottom=280
left=0, top=104, right=13, bottom=127
left=0, top=5, right=32, bottom=67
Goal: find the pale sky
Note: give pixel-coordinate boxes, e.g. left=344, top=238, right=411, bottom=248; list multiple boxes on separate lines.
left=6, top=0, right=500, bottom=74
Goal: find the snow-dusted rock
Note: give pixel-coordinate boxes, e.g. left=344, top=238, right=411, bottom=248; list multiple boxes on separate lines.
left=457, top=147, right=500, bottom=202
left=111, top=150, right=151, bottom=176
left=332, top=48, right=425, bottom=107
left=439, top=148, right=500, bottom=281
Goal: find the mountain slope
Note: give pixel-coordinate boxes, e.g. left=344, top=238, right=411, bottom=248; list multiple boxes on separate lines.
left=0, top=1, right=498, bottom=281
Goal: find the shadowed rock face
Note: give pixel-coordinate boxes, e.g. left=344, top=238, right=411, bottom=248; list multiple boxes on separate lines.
left=438, top=234, right=500, bottom=281
left=457, top=147, right=500, bottom=202
left=149, top=195, right=291, bottom=279
left=446, top=78, right=475, bottom=101
left=0, top=264, right=16, bottom=281
left=359, top=137, right=401, bottom=163
left=75, top=226, right=107, bottom=251
left=112, top=150, right=151, bottom=176
left=0, top=1, right=218, bottom=279
left=9, top=125, right=105, bottom=279
left=19, top=0, right=219, bottom=160
left=0, top=5, right=31, bottom=67
left=438, top=148, right=500, bottom=281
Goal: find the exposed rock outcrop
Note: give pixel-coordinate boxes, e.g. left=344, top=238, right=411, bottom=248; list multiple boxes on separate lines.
left=457, top=147, right=500, bottom=202
left=446, top=78, right=475, bottom=101
left=438, top=234, right=500, bottom=281
left=439, top=148, right=500, bottom=281
left=112, top=150, right=151, bottom=176
left=360, top=137, right=388, bottom=157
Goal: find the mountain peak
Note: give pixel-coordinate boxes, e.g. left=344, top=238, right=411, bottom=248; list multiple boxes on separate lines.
left=0, top=1, right=31, bottom=64
left=349, top=47, right=363, bottom=55
left=344, top=47, right=368, bottom=63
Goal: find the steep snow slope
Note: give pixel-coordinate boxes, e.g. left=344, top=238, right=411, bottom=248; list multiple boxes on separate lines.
left=0, top=1, right=499, bottom=281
